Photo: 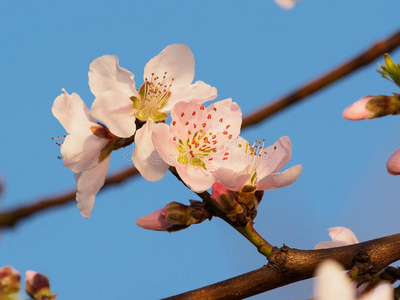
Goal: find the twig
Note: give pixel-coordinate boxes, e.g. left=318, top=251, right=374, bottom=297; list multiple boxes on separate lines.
left=1, top=29, right=400, bottom=228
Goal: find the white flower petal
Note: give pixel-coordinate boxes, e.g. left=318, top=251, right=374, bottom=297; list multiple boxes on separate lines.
left=88, top=55, right=137, bottom=98
left=91, top=90, right=136, bottom=138
left=52, top=91, right=93, bottom=133
left=213, top=167, right=251, bottom=191
left=61, top=126, right=107, bottom=173
left=144, top=44, right=195, bottom=88
left=256, top=165, right=302, bottom=190
left=152, top=123, right=179, bottom=166
left=74, top=155, right=111, bottom=218
left=328, top=227, right=359, bottom=245
left=162, top=80, right=218, bottom=112
left=315, top=260, right=355, bottom=300
left=175, top=164, right=215, bottom=193
left=359, top=284, right=393, bottom=300
left=257, top=136, right=292, bottom=179
left=132, top=121, right=170, bottom=182
left=314, top=241, right=353, bottom=250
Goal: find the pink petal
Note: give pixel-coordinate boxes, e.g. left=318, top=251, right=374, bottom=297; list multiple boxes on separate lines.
left=88, top=55, right=137, bottom=98
left=91, top=90, right=136, bottom=138
left=52, top=90, right=94, bottom=133
left=387, top=147, right=400, bottom=175
left=175, top=164, right=215, bottom=193
left=152, top=123, right=179, bottom=166
left=144, top=44, right=195, bottom=88
left=136, top=209, right=174, bottom=231
left=328, top=227, right=359, bottom=245
left=206, top=99, right=242, bottom=137
left=132, top=121, right=170, bottom=182
left=257, top=136, right=293, bottom=179
left=275, top=0, right=298, bottom=9
left=256, top=165, right=302, bottom=190
left=314, top=227, right=359, bottom=250
left=25, top=271, right=37, bottom=282
left=213, top=167, right=251, bottom=191
left=315, top=260, right=354, bottom=300
left=342, top=96, right=373, bottom=121
left=74, top=155, right=111, bottom=218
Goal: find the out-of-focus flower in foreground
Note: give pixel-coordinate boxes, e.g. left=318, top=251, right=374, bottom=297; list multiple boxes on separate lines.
left=314, top=227, right=359, bottom=249
left=315, top=260, right=392, bottom=300
left=0, top=266, right=20, bottom=296
left=274, top=0, right=300, bottom=9
left=150, top=99, right=242, bottom=192
left=25, top=271, right=56, bottom=300
left=89, top=44, right=217, bottom=181
left=214, top=136, right=302, bottom=192
left=52, top=90, right=116, bottom=218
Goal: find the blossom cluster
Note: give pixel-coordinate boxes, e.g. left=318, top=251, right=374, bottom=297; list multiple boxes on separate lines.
left=53, top=44, right=302, bottom=219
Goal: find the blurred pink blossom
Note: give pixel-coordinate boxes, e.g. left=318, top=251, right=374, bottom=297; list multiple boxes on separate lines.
left=314, top=227, right=359, bottom=249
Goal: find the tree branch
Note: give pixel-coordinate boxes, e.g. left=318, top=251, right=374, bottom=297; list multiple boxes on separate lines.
left=163, top=233, right=400, bottom=300
left=1, top=29, right=400, bottom=229
left=242, top=29, right=400, bottom=128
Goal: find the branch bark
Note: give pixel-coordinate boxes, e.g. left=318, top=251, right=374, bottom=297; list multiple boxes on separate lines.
left=1, top=29, right=400, bottom=228
left=163, top=233, right=400, bottom=300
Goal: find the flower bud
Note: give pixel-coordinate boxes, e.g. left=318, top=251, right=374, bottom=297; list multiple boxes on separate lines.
left=136, top=209, right=175, bottom=231
left=343, top=94, right=400, bottom=120
left=211, top=182, right=264, bottom=225
left=25, top=271, right=56, bottom=300
left=0, top=266, right=20, bottom=295
left=162, top=201, right=211, bottom=227
left=387, top=147, right=400, bottom=175
left=137, top=201, right=211, bottom=232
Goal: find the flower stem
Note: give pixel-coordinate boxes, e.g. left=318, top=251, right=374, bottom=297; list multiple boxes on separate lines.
left=168, top=167, right=274, bottom=258
left=234, top=222, right=273, bottom=258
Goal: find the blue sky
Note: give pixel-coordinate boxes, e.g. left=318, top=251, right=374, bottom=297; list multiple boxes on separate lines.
left=1, top=0, right=400, bottom=299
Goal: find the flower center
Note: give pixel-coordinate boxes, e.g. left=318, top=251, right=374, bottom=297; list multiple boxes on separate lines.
left=131, top=72, right=173, bottom=122
left=173, top=104, right=232, bottom=169
left=177, top=131, right=218, bottom=169
left=238, top=139, right=276, bottom=185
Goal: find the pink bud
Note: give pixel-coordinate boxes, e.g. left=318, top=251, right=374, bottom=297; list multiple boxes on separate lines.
left=0, top=266, right=20, bottom=295
left=211, top=182, right=231, bottom=203
left=136, top=209, right=174, bottom=231
left=387, top=147, right=400, bottom=175
left=342, top=96, right=373, bottom=120
left=25, top=270, right=54, bottom=299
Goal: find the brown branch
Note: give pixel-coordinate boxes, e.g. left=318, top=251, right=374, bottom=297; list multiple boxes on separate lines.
left=163, top=233, right=400, bottom=300
left=242, top=29, right=400, bottom=128
left=1, top=29, right=400, bottom=229
left=0, top=166, right=139, bottom=228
